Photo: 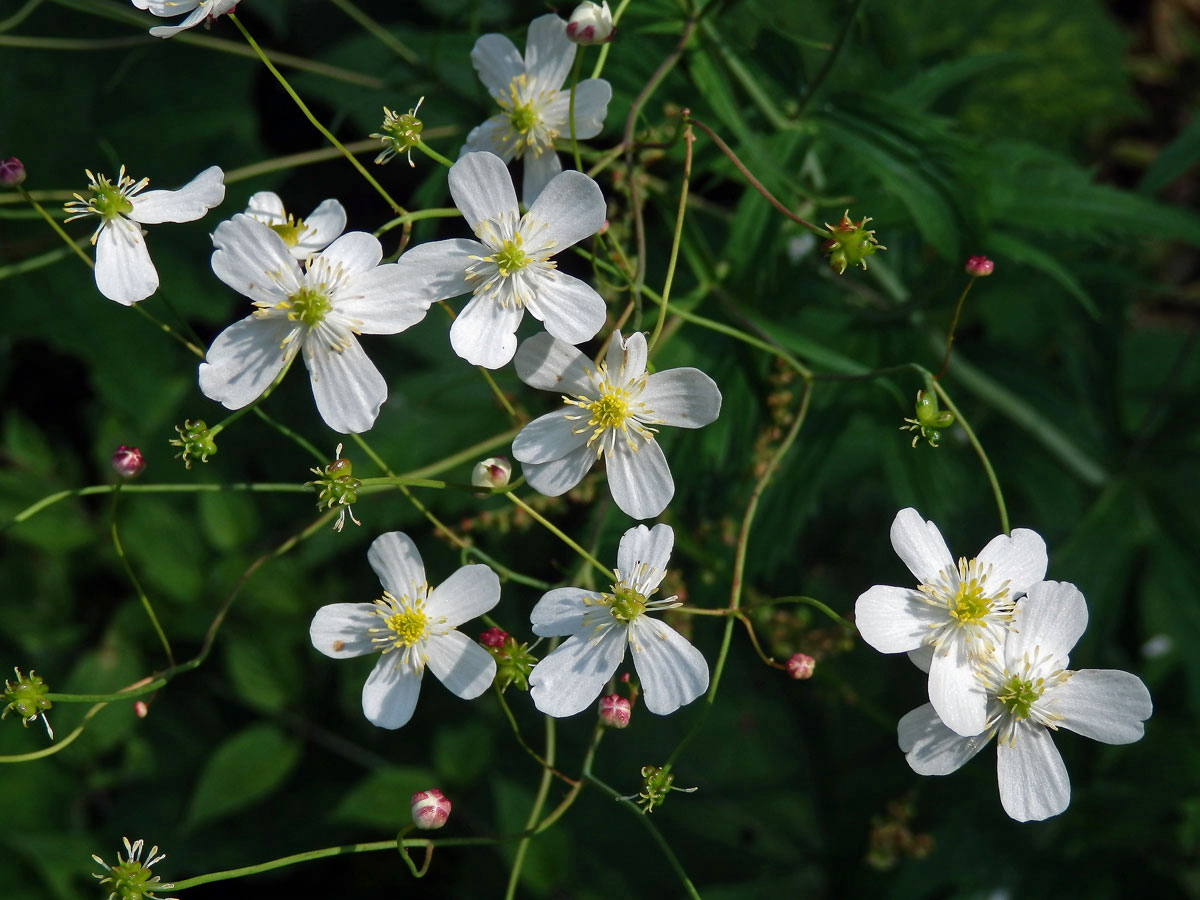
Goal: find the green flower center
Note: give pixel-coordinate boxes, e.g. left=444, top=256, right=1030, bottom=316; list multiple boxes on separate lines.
left=608, top=585, right=647, bottom=624
left=488, top=237, right=529, bottom=276
left=285, top=286, right=332, bottom=328
left=91, top=178, right=133, bottom=220
left=507, top=99, right=539, bottom=135
left=269, top=216, right=309, bottom=248
left=996, top=673, right=1044, bottom=720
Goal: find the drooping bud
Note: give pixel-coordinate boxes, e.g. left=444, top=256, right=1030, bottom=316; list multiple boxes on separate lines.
left=0, top=157, right=26, bottom=187
left=785, top=652, right=815, bottom=680
left=479, top=626, right=508, bottom=649
left=2, top=668, right=53, bottom=733
left=900, top=390, right=955, bottom=449
left=566, top=1, right=615, bottom=44
left=371, top=99, right=425, bottom=167
left=92, top=837, right=176, bottom=900
left=169, top=419, right=217, bottom=470
left=965, top=255, right=994, bottom=277
left=598, top=693, right=631, bottom=728
left=112, top=445, right=146, bottom=479
left=410, top=788, right=451, bottom=830
left=471, top=456, right=512, bottom=490
left=308, top=444, right=362, bottom=532
left=820, top=210, right=885, bottom=275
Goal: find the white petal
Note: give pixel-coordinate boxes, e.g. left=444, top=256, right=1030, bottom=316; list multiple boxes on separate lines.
left=521, top=148, right=562, bottom=209
left=640, top=369, right=723, bottom=429
left=303, top=329, right=387, bottom=434
left=361, top=654, right=422, bottom=729
left=198, top=315, right=297, bottom=410
left=461, top=117, right=520, bottom=163
left=333, top=264, right=433, bottom=335
left=616, top=523, right=673, bottom=587
left=524, top=170, right=606, bottom=253
left=393, top=238, right=478, bottom=304
left=1005, top=581, right=1088, bottom=669
left=898, top=703, right=990, bottom=775
left=128, top=166, right=224, bottom=223
left=425, top=632, right=497, bottom=700
left=976, top=527, right=1048, bottom=597
left=628, top=617, right=708, bottom=714
left=521, top=445, right=596, bottom=497
left=94, top=217, right=157, bottom=305
left=427, top=564, right=500, bottom=627
left=524, top=14, right=574, bottom=91
left=367, top=532, right=425, bottom=597
left=996, top=723, right=1070, bottom=822
left=449, top=151, right=519, bottom=233
left=530, top=587, right=596, bottom=636
left=512, top=407, right=590, bottom=464
left=927, top=646, right=989, bottom=737
left=317, top=231, right=381, bottom=279
left=541, top=78, right=612, bottom=140
left=606, top=437, right=674, bottom=520
left=211, top=214, right=301, bottom=306
left=908, top=644, right=935, bottom=673
left=853, top=585, right=934, bottom=654
left=147, top=6, right=208, bottom=37
left=889, top=508, right=954, bottom=585
left=524, top=272, right=606, bottom=346
left=513, top=332, right=594, bottom=394
left=470, top=32, right=524, bottom=97
left=1054, top=669, right=1152, bottom=744
left=309, top=603, right=377, bottom=658
left=530, top=626, right=626, bottom=717
left=298, top=198, right=347, bottom=254
left=245, top=190, right=286, bottom=223
left=449, top=290, right=525, bottom=369
left=610, top=329, right=648, bottom=381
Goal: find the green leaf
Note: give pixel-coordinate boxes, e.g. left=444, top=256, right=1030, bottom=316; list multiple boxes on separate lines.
left=890, top=52, right=1024, bottom=111
left=1139, top=114, right=1200, bottom=196
left=184, top=724, right=301, bottom=829
left=433, top=720, right=493, bottom=785
left=986, top=231, right=1100, bottom=319
left=330, top=766, right=438, bottom=829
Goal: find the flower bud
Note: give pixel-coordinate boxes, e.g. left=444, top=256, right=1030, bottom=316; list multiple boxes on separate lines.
left=479, top=626, right=508, bottom=649
left=965, top=255, right=994, bottom=277
left=785, top=653, right=815, bottom=680
left=820, top=210, right=885, bottom=275
left=900, top=390, right=955, bottom=449
left=0, top=157, right=26, bottom=187
left=411, top=788, right=451, bottom=830
left=598, top=693, right=631, bottom=728
left=566, top=1, right=614, bottom=44
left=112, top=445, right=146, bottom=479
left=471, top=456, right=512, bottom=489
left=134, top=700, right=150, bottom=719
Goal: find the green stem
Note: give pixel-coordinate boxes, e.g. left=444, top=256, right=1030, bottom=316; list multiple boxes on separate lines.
left=648, top=122, right=693, bottom=353
left=131, top=304, right=207, bottom=358
left=505, top=716, right=558, bottom=900
left=374, top=207, right=460, bottom=238
left=327, top=0, right=419, bottom=63
left=412, top=140, right=455, bottom=169
left=588, top=0, right=631, bottom=79
left=251, top=407, right=326, bottom=463
left=171, top=841, right=401, bottom=891
left=227, top=13, right=406, bottom=214
left=477, top=366, right=519, bottom=421
left=19, top=184, right=94, bottom=269
left=0, top=0, right=43, bottom=32
left=505, top=493, right=612, bottom=580
left=208, top=356, right=296, bottom=438
left=397, top=426, right=522, bottom=481
left=935, top=276, right=977, bottom=381
left=794, top=0, right=868, bottom=117
left=930, top=381, right=1009, bottom=535
left=111, top=485, right=174, bottom=666
left=0, top=702, right=105, bottom=763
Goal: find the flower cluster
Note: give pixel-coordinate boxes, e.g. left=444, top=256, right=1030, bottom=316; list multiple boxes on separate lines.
left=856, top=509, right=1152, bottom=821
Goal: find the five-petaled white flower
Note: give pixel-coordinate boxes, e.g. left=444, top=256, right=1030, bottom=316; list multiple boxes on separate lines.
left=199, top=214, right=433, bottom=433
left=131, top=0, right=238, bottom=38
left=244, top=191, right=346, bottom=260
left=310, top=532, right=500, bottom=730
left=898, top=581, right=1152, bottom=822
left=529, top=523, right=709, bottom=717
left=465, top=13, right=612, bottom=206
left=395, top=151, right=607, bottom=369
left=855, top=508, right=1048, bottom=737
left=512, top=329, right=722, bottom=520
left=64, top=165, right=225, bottom=306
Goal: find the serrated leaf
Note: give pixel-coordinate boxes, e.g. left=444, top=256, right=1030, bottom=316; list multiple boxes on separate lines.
left=184, top=724, right=301, bottom=829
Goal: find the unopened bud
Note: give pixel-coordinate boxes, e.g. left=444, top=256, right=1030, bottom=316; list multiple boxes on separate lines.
left=479, top=626, right=508, bottom=649
left=785, top=653, right=815, bottom=680
left=965, top=255, right=994, bottom=277
left=598, top=693, right=631, bottom=728
left=134, top=700, right=150, bottom=718
left=820, top=210, right=885, bottom=275
left=112, top=445, right=146, bottom=479
left=0, top=157, right=26, bottom=187
left=566, top=1, right=614, bottom=44
left=471, top=456, right=512, bottom=489
left=411, top=788, right=451, bottom=830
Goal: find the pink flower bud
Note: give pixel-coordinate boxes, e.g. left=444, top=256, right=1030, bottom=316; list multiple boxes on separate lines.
left=471, top=456, right=512, bottom=489
left=112, top=445, right=146, bottom=479
left=965, top=256, right=994, bottom=277
left=410, top=788, right=451, bottom=830
left=566, top=1, right=614, bottom=45
left=785, top=653, right=815, bottom=680
left=598, top=693, right=631, bottom=728
left=134, top=701, right=149, bottom=718
left=0, top=157, right=26, bottom=187
left=480, top=626, right=508, bottom=649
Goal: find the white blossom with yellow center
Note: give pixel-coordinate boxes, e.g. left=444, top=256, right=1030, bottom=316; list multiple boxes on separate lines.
left=464, top=13, right=612, bottom=206
left=244, top=191, right=346, bottom=260
left=898, top=581, right=1152, bottom=821
left=855, top=508, right=1049, bottom=737
left=130, top=0, right=238, bottom=38
left=529, top=524, right=709, bottom=717
left=310, top=532, right=500, bottom=730
left=512, top=329, right=722, bottom=520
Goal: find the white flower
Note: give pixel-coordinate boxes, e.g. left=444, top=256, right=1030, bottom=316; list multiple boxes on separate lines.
left=394, top=151, right=607, bottom=369
left=244, top=191, right=346, bottom=260
left=63, top=165, right=225, bottom=306
left=566, top=2, right=615, bottom=44
left=855, top=508, right=1047, bottom=737
left=130, top=0, right=238, bottom=38
left=512, top=329, right=722, bottom=519
left=199, top=214, right=433, bottom=433
left=529, top=523, right=709, bottom=716
left=465, top=13, right=612, bottom=206
left=898, top=581, right=1152, bottom=822
left=309, top=532, right=500, bottom=730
